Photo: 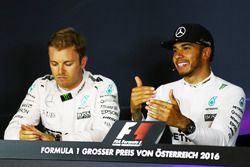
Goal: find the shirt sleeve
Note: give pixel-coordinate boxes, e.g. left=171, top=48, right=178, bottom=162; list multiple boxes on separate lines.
left=187, top=86, right=246, bottom=146
left=62, top=78, right=120, bottom=142
left=4, top=79, right=41, bottom=140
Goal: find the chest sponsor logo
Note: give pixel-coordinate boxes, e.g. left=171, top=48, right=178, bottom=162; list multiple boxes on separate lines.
left=231, top=110, right=242, bottom=119
left=60, top=93, right=73, bottom=102
left=80, top=95, right=90, bottom=107
left=103, top=116, right=117, bottom=122
left=204, top=114, right=217, bottom=121
left=239, top=97, right=245, bottom=108
left=27, top=93, right=35, bottom=99
left=19, top=103, right=33, bottom=114
left=104, top=121, right=112, bottom=127
left=42, top=110, right=56, bottom=118
left=106, top=84, right=113, bottom=95
left=101, top=104, right=119, bottom=111
left=101, top=109, right=119, bottom=117
left=100, top=95, right=117, bottom=103
left=228, top=120, right=239, bottom=139
left=205, top=96, right=219, bottom=111
left=21, top=103, right=32, bottom=108
left=14, top=115, right=24, bottom=119
left=77, top=111, right=91, bottom=119
left=232, top=105, right=244, bottom=114
left=18, top=108, right=29, bottom=114
left=28, top=83, right=36, bottom=93
left=172, top=132, right=191, bottom=142
left=208, top=96, right=217, bottom=106
left=45, top=94, right=55, bottom=107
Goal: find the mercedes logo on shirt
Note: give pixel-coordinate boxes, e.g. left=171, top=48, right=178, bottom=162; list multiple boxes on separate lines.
left=175, top=26, right=186, bottom=38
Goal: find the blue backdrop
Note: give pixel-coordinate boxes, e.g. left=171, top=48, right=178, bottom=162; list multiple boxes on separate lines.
left=0, top=0, right=250, bottom=144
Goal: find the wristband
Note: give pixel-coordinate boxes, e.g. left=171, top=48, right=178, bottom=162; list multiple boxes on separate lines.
left=55, top=134, right=61, bottom=141
left=181, top=119, right=196, bottom=135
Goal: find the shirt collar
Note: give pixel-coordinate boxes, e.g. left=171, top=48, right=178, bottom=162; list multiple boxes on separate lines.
left=183, top=72, right=214, bottom=88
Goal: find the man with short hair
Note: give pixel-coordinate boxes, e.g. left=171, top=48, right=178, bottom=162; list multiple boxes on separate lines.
left=130, top=23, right=245, bottom=146
left=5, top=27, right=120, bottom=142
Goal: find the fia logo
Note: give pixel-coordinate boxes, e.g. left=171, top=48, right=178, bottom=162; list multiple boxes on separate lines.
left=208, top=96, right=218, bottom=106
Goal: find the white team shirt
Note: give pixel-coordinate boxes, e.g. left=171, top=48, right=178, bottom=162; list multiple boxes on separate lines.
left=4, top=70, right=120, bottom=142
left=146, top=72, right=246, bottom=146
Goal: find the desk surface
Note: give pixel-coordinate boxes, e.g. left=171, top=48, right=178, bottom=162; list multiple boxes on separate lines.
left=0, top=140, right=249, bottom=167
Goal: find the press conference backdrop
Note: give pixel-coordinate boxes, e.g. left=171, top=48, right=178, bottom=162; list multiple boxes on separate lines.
left=0, top=0, right=250, bottom=146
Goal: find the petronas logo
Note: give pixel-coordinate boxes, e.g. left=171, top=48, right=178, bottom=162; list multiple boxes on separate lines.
left=208, top=96, right=217, bottom=106
left=80, top=95, right=90, bottom=107
left=106, top=84, right=113, bottom=95
left=28, top=84, right=36, bottom=93
left=239, top=97, right=245, bottom=108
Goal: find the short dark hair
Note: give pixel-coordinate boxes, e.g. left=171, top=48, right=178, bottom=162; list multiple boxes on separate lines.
left=48, top=27, right=86, bottom=60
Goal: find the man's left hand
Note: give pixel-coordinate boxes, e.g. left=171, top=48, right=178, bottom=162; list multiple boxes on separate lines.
left=21, top=125, right=55, bottom=141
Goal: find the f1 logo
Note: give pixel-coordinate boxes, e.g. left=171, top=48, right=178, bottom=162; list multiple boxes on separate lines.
left=116, top=122, right=153, bottom=140
left=116, top=122, right=137, bottom=139
left=134, top=122, right=153, bottom=140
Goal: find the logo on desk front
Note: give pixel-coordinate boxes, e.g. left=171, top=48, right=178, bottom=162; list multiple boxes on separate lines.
left=112, top=122, right=153, bottom=147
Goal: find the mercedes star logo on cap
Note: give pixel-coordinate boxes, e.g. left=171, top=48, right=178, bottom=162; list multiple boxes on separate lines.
left=175, top=26, right=186, bottom=38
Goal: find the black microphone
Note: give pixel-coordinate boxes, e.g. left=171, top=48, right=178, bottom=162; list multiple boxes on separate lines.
left=60, top=93, right=73, bottom=102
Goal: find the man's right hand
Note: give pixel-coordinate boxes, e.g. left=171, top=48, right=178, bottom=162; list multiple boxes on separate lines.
left=19, top=124, right=40, bottom=141
left=130, top=76, right=156, bottom=121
